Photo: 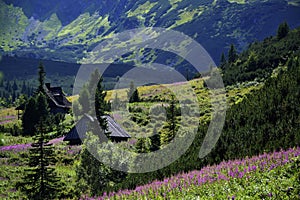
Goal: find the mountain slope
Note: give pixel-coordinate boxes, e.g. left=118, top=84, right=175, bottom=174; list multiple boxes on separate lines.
left=1, top=0, right=300, bottom=64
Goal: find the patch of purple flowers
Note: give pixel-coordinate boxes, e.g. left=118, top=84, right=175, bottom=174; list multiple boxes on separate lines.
left=0, top=143, right=31, bottom=151
left=88, top=147, right=300, bottom=200
left=0, top=137, right=64, bottom=152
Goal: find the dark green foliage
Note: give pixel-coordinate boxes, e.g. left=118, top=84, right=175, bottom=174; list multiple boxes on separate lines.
left=220, top=52, right=227, bottom=70
left=76, top=147, right=111, bottom=196
left=94, top=76, right=108, bottom=133
left=17, top=120, right=61, bottom=199
left=228, top=44, right=237, bottom=63
left=22, top=96, right=38, bottom=135
left=212, top=56, right=300, bottom=162
left=78, top=69, right=109, bottom=133
left=222, top=26, right=300, bottom=85
left=21, top=63, right=66, bottom=136
left=135, top=138, right=151, bottom=153
left=129, top=106, right=150, bottom=126
left=76, top=134, right=127, bottom=196
left=111, top=93, right=121, bottom=110
left=106, top=39, right=300, bottom=195
left=128, top=81, right=140, bottom=103
left=78, top=86, right=90, bottom=114
left=149, top=128, right=161, bottom=151
left=0, top=79, right=33, bottom=107
left=37, top=62, right=46, bottom=94
left=22, top=93, right=51, bottom=136
left=162, top=95, right=177, bottom=145
left=36, top=92, right=50, bottom=119
left=277, top=21, right=290, bottom=40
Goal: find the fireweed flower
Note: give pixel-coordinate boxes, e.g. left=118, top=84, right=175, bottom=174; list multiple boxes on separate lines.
left=92, top=147, right=300, bottom=199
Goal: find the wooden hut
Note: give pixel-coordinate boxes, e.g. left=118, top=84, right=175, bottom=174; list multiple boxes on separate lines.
left=44, top=83, right=71, bottom=114
left=63, top=114, right=131, bottom=145
left=16, top=83, right=71, bottom=118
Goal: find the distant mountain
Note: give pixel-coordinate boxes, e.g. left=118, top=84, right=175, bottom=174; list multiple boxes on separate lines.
left=1, top=0, right=300, bottom=66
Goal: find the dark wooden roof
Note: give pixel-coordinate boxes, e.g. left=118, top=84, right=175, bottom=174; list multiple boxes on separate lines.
left=63, top=114, right=131, bottom=142
left=16, top=83, right=71, bottom=111
left=45, top=83, right=71, bottom=108
left=105, top=115, right=131, bottom=138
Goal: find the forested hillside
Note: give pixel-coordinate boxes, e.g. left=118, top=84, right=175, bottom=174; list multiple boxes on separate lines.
left=222, top=24, right=300, bottom=85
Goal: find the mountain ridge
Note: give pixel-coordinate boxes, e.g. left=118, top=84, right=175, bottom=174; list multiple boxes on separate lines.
left=1, top=0, right=300, bottom=65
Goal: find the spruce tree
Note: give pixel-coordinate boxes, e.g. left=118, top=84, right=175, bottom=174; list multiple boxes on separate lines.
left=88, top=69, right=101, bottom=96
left=12, top=80, right=18, bottom=91
left=167, top=95, right=177, bottom=139
left=128, top=81, right=140, bottom=103
left=136, top=138, right=151, bottom=153
left=228, top=44, right=237, bottom=63
left=220, top=52, right=227, bottom=70
left=37, top=62, right=46, bottom=94
left=22, top=92, right=50, bottom=136
left=78, top=86, right=90, bottom=114
left=22, top=96, right=38, bottom=135
left=95, top=76, right=108, bottom=133
left=277, top=21, right=289, bottom=40
left=111, top=92, right=121, bottom=110
left=17, top=94, right=61, bottom=199
left=161, top=95, right=177, bottom=145
left=150, top=128, right=161, bottom=151
left=21, top=80, right=27, bottom=94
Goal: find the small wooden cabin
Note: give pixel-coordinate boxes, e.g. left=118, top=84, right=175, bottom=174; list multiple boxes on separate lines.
left=16, top=83, right=71, bottom=118
left=44, top=83, right=71, bottom=114
left=63, top=114, right=131, bottom=145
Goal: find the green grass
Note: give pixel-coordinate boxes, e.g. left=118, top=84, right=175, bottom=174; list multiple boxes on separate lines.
left=0, top=1, right=29, bottom=51
left=288, top=0, right=300, bottom=6
left=169, top=6, right=205, bottom=28
left=43, top=13, right=63, bottom=40
left=127, top=1, right=158, bottom=18
left=227, top=0, right=246, bottom=4
left=1, top=134, right=32, bottom=146
left=0, top=164, right=26, bottom=199
left=105, top=76, right=261, bottom=142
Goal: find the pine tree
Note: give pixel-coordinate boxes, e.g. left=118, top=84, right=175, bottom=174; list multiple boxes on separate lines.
left=22, top=92, right=50, bottom=136
left=21, top=80, right=27, bottom=94
left=22, top=96, right=38, bottom=135
left=168, top=95, right=176, bottom=139
left=277, top=21, right=289, bottom=40
left=88, top=69, right=101, bottom=96
left=161, top=95, right=177, bottom=145
left=111, top=92, right=121, bottom=110
left=78, top=86, right=90, bottom=114
left=94, top=76, right=108, bottom=133
left=220, top=52, right=227, bottom=70
left=128, top=81, right=140, bottom=103
left=12, top=80, right=18, bottom=91
left=150, top=127, right=160, bottom=151
left=37, top=62, right=46, bottom=94
left=135, top=138, right=151, bottom=153
left=17, top=119, right=61, bottom=199
left=228, top=44, right=237, bottom=63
